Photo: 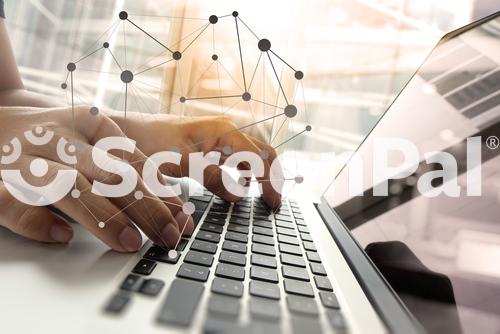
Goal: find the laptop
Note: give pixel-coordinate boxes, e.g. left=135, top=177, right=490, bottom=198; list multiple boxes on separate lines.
left=1, top=12, right=499, bottom=334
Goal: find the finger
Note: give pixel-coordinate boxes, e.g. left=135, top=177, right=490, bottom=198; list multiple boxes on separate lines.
left=0, top=180, right=73, bottom=243
left=1, top=157, right=142, bottom=252
left=204, top=165, right=242, bottom=202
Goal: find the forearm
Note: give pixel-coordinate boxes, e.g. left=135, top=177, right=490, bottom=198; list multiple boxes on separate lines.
left=0, top=89, right=66, bottom=108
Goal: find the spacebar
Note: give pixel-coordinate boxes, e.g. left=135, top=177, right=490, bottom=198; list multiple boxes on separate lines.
left=157, top=278, right=205, bottom=327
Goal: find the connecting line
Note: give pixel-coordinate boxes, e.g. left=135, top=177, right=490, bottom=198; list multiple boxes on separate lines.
left=273, top=129, right=307, bottom=149
left=107, top=48, right=123, bottom=71
left=75, top=46, right=103, bottom=64
left=182, top=23, right=210, bottom=53
left=234, top=17, right=247, bottom=91
left=70, top=71, right=76, bottom=178
left=237, top=112, right=285, bottom=131
left=269, top=50, right=296, bottom=72
left=271, top=117, right=288, bottom=144
left=248, top=52, right=263, bottom=91
left=124, top=83, right=128, bottom=138
left=104, top=200, right=138, bottom=223
left=134, top=58, right=174, bottom=76
left=251, top=98, right=284, bottom=110
left=266, top=52, right=289, bottom=105
left=126, top=18, right=174, bottom=54
left=237, top=17, right=260, bottom=40
left=185, top=94, right=242, bottom=101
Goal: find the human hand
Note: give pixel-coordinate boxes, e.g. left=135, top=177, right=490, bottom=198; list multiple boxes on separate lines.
left=0, top=106, right=194, bottom=252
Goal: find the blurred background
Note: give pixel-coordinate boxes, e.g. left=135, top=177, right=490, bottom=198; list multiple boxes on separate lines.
left=3, top=0, right=498, bottom=198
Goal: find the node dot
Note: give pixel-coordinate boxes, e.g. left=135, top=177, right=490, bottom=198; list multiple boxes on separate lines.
left=120, top=70, right=134, bottom=84
left=212, top=54, right=218, bottom=61
left=67, top=62, right=76, bottom=72
left=119, top=11, right=128, bottom=20
left=35, top=126, right=44, bottom=134
left=259, top=150, right=269, bottom=159
left=232, top=11, right=239, bottom=17
left=284, top=104, right=298, bottom=118
left=209, top=15, right=218, bottom=24
left=182, top=201, right=196, bottom=215
left=258, top=39, right=271, bottom=52
left=294, top=71, right=304, bottom=80
left=222, top=146, right=232, bottom=155
left=238, top=177, right=247, bottom=186
left=67, top=144, right=76, bottom=153
left=294, top=175, right=304, bottom=184
left=103, top=42, right=109, bottom=48
left=134, top=190, right=144, bottom=200
left=172, top=51, right=182, bottom=61
left=242, top=92, right=251, bottom=101
left=30, top=158, right=49, bottom=177
left=71, top=189, right=80, bottom=198
left=89, top=106, right=99, bottom=116
left=305, top=125, right=312, bottom=131
left=179, top=96, right=186, bottom=103
left=98, top=221, right=106, bottom=228
left=168, top=249, right=178, bottom=259
left=2, top=145, right=11, bottom=153
left=61, top=83, right=67, bottom=89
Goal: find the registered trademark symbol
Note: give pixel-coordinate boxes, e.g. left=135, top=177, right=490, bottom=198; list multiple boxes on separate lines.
left=486, top=136, right=499, bottom=150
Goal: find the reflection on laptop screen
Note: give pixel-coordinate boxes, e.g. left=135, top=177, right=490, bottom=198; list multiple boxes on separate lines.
left=324, top=13, right=500, bottom=334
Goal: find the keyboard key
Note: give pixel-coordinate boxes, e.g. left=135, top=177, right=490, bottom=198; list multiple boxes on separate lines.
left=222, top=240, right=247, bottom=254
left=232, top=212, right=250, bottom=219
left=157, top=278, right=204, bottom=326
left=229, top=216, right=250, bottom=226
left=253, top=220, right=273, bottom=229
left=278, top=234, right=299, bottom=246
left=280, top=253, right=306, bottom=267
left=233, top=205, right=251, bottom=213
left=284, top=279, right=314, bottom=297
left=252, top=243, right=276, bottom=256
left=190, top=240, right=217, bottom=254
left=277, top=226, right=297, bottom=237
left=190, top=195, right=212, bottom=203
left=211, top=277, right=244, bottom=297
left=314, top=276, right=333, bottom=291
left=287, top=295, right=319, bottom=316
left=144, top=246, right=180, bottom=264
left=282, top=265, right=310, bottom=281
left=139, top=278, right=165, bottom=296
left=204, top=215, right=227, bottom=225
left=291, top=316, right=322, bottom=334
left=176, top=263, right=210, bottom=282
left=176, top=238, right=189, bottom=251
left=120, top=274, right=143, bottom=291
left=249, top=280, right=280, bottom=300
left=253, top=234, right=274, bottom=246
left=215, top=263, right=245, bottom=281
left=306, top=251, right=321, bottom=263
left=300, top=233, right=313, bottom=242
left=104, top=293, right=130, bottom=314
left=196, top=230, right=221, bottom=243
left=227, top=224, right=249, bottom=234
left=297, top=225, right=310, bottom=233
left=208, top=295, right=241, bottom=318
left=276, top=220, right=294, bottom=229
left=184, top=250, right=214, bottom=267
left=250, top=266, right=279, bottom=283
left=253, top=214, right=272, bottom=221
left=303, top=241, right=317, bottom=251
left=253, top=226, right=273, bottom=237
left=132, top=259, right=156, bottom=275
left=310, top=263, right=327, bottom=276
left=251, top=254, right=277, bottom=268
left=275, top=214, right=292, bottom=222
left=279, top=243, right=302, bottom=256
left=250, top=297, right=281, bottom=320
left=200, top=223, right=223, bottom=234
left=319, top=292, right=340, bottom=309
left=225, top=231, right=248, bottom=243
left=326, top=310, right=347, bottom=330
left=219, top=250, right=246, bottom=266
left=295, top=218, right=306, bottom=226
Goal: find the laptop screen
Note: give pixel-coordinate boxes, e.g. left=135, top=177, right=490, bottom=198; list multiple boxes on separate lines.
left=323, top=13, right=500, bottom=334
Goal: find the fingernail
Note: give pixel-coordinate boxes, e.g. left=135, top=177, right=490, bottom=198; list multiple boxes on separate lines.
left=50, top=224, right=73, bottom=243
left=119, top=226, right=142, bottom=252
left=162, top=223, right=181, bottom=247
left=175, top=211, right=194, bottom=236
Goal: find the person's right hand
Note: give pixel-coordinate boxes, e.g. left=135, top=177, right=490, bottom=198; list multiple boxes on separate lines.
left=0, top=106, right=194, bottom=252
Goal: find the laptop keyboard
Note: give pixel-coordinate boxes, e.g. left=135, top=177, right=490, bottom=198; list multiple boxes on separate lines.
left=105, top=192, right=347, bottom=333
